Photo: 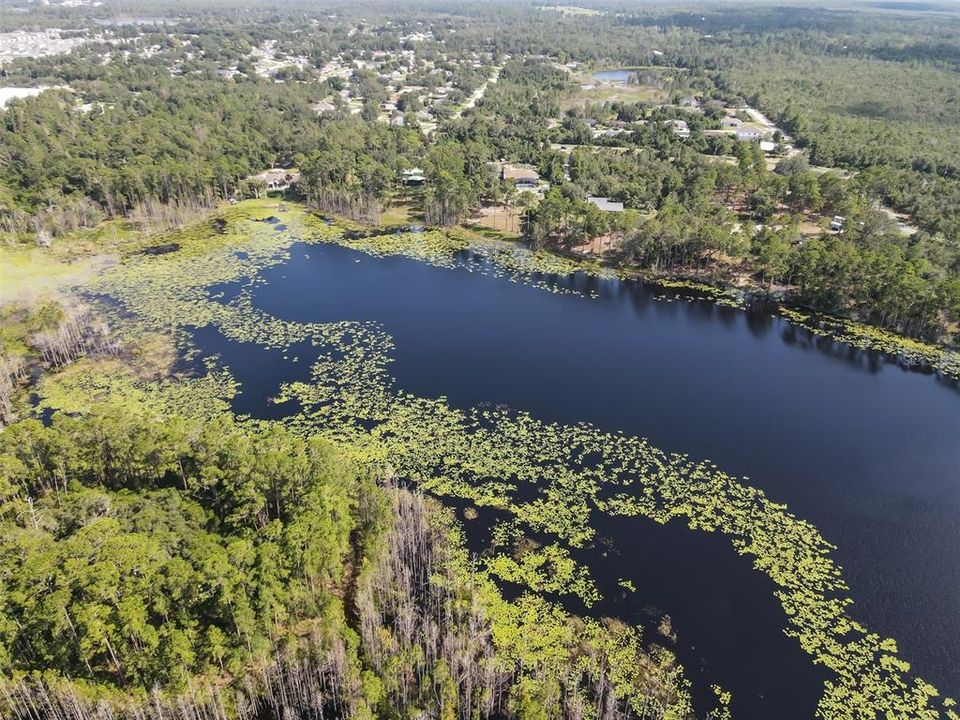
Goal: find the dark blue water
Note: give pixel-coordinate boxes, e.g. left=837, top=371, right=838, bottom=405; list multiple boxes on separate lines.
left=200, top=241, right=960, bottom=719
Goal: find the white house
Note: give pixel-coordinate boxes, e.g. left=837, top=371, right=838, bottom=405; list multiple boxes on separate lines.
left=666, top=119, right=690, bottom=138
left=401, top=167, right=426, bottom=185
left=587, top=196, right=625, bottom=212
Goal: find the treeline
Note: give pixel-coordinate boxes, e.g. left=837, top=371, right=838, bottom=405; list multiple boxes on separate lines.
left=534, top=107, right=960, bottom=339
left=0, top=409, right=694, bottom=720
left=436, top=50, right=960, bottom=340
left=298, top=119, right=424, bottom=222
left=0, top=411, right=369, bottom=689
left=0, top=72, right=329, bottom=237
left=3, top=3, right=958, bottom=342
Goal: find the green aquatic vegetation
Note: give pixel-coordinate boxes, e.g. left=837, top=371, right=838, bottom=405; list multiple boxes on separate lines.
left=336, top=228, right=470, bottom=268
left=477, top=583, right=694, bottom=718
left=710, top=686, right=733, bottom=720
left=51, top=200, right=958, bottom=720
left=322, top=223, right=748, bottom=308
left=35, top=355, right=237, bottom=420
left=485, top=543, right=601, bottom=607
left=281, top=327, right=957, bottom=718
left=640, top=275, right=745, bottom=309
left=88, top=201, right=343, bottom=350
left=320, top=225, right=617, bottom=298
left=780, top=306, right=960, bottom=380
left=464, top=566, right=693, bottom=718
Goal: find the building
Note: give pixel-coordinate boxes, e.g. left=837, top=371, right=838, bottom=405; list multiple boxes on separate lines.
left=252, top=168, right=301, bottom=190
left=721, top=116, right=743, bottom=129
left=402, top=168, right=426, bottom=186
left=666, top=119, right=690, bottom=139
left=587, top=196, right=625, bottom=212
left=499, top=163, right=540, bottom=190
left=313, top=100, right=336, bottom=115
left=736, top=128, right=762, bottom=142
left=592, top=127, right=631, bottom=139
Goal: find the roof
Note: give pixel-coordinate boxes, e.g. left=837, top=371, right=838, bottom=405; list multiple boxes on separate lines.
left=500, top=163, right=539, bottom=183
left=402, top=167, right=425, bottom=181
left=252, top=168, right=301, bottom=185
left=587, top=196, right=625, bottom=212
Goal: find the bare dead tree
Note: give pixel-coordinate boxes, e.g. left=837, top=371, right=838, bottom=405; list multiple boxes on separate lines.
left=29, top=300, right=119, bottom=370
left=0, top=354, right=28, bottom=424
left=127, top=194, right=219, bottom=234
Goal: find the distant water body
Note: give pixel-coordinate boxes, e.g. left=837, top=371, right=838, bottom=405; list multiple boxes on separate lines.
left=591, top=68, right=635, bottom=83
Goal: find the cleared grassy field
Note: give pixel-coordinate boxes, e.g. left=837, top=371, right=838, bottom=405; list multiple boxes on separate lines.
left=468, top=205, right=525, bottom=238
left=563, top=83, right=667, bottom=110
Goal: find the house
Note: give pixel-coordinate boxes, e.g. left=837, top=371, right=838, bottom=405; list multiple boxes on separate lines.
left=679, top=95, right=700, bottom=108
left=592, top=127, right=630, bottom=139
left=736, top=128, right=762, bottom=142
left=313, top=100, right=336, bottom=115
left=666, top=119, right=690, bottom=138
left=830, top=215, right=845, bottom=232
left=252, top=168, right=301, bottom=190
left=499, top=163, right=540, bottom=190
left=401, top=167, right=426, bottom=186
left=721, top=116, right=743, bottom=129
left=587, top=196, right=625, bottom=212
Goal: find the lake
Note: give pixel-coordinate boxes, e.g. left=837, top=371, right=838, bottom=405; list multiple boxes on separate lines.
left=196, top=238, right=960, bottom=719
left=591, top=68, right=635, bottom=83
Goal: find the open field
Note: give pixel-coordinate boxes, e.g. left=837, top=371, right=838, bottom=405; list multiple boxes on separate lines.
left=563, top=83, right=667, bottom=109
left=468, top=205, right=524, bottom=237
